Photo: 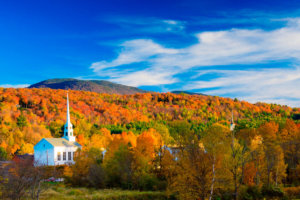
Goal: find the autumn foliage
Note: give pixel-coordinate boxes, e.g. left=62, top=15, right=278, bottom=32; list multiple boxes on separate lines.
left=0, top=88, right=300, bottom=199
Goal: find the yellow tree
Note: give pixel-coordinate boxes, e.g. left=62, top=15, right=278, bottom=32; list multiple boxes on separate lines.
left=68, top=148, right=102, bottom=187
left=167, top=141, right=212, bottom=200
left=130, top=129, right=162, bottom=189
left=202, top=123, right=230, bottom=200
left=224, top=138, right=250, bottom=200
left=279, top=119, right=300, bottom=183
left=259, top=121, right=287, bottom=186
left=249, top=135, right=266, bottom=186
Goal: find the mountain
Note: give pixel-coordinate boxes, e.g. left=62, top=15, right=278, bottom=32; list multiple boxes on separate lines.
left=28, top=78, right=147, bottom=94
left=171, top=90, right=206, bottom=96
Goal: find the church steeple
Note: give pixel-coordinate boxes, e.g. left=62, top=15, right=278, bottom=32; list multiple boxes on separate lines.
left=230, top=110, right=235, bottom=131
left=66, top=92, right=71, bottom=126
left=63, top=92, right=76, bottom=142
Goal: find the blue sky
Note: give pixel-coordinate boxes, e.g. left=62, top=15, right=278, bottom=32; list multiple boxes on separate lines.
left=2, top=0, right=300, bottom=106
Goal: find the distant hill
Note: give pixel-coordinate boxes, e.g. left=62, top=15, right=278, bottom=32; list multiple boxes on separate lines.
left=171, top=90, right=206, bottom=96
left=29, top=78, right=147, bottom=94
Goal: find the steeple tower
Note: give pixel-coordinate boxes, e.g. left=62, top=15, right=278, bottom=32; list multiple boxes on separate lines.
left=63, top=92, right=76, bottom=142
left=230, top=110, right=235, bottom=131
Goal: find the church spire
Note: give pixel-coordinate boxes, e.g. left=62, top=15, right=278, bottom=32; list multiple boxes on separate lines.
left=66, top=92, right=71, bottom=125
left=63, top=92, right=75, bottom=142
left=230, top=110, right=235, bottom=131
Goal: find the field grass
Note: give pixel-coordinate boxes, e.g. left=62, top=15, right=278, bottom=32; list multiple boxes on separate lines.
left=40, top=184, right=169, bottom=200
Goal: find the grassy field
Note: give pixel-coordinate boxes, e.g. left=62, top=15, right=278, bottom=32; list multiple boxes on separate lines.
left=40, top=184, right=170, bottom=200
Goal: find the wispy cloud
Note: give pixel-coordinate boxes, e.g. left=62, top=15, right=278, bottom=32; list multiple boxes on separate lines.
left=90, top=39, right=179, bottom=85
left=91, top=39, right=178, bottom=73
left=90, top=18, right=300, bottom=106
left=100, top=16, right=186, bottom=34
left=184, top=68, right=300, bottom=107
left=0, top=84, right=30, bottom=88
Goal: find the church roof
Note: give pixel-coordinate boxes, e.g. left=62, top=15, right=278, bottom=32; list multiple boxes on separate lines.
left=44, top=138, right=81, bottom=148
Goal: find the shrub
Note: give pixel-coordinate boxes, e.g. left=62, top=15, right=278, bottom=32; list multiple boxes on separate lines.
left=213, top=189, right=233, bottom=200
left=221, top=192, right=233, bottom=200
left=261, top=185, right=284, bottom=199
left=284, top=186, right=300, bottom=199
left=239, top=185, right=262, bottom=200
left=88, top=164, right=106, bottom=188
left=138, top=173, right=161, bottom=191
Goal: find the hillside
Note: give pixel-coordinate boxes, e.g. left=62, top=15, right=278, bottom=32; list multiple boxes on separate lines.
left=1, top=87, right=300, bottom=190
left=0, top=87, right=299, bottom=156
left=29, top=78, right=147, bottom=94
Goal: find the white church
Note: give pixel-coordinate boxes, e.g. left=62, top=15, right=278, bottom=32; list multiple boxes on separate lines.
left=34, top=93, right=82, bottom=166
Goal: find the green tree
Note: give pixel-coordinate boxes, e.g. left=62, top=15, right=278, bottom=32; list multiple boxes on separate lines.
left=17, top=114, right=27, bottom=130
left=0, top=147, right=7, bottom=160
left=104, top=144, right=134, bottom=189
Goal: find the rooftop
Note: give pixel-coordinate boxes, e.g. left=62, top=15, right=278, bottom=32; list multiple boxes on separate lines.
left=44, top=138, right=81, bottom=148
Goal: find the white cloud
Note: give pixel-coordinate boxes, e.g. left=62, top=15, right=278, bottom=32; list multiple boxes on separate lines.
left=184, top=68, right=300, bottom=107
left=91, top=39, right=178, bottom=72
left=90, top=18, right=300, bottom=106
left=0, top=84, right=30, bottom=88
left=163, top=20, right=179, bottom=25
left=111, top=70, right=178, bottom=87
left=162, top=20, right=185, bottom=31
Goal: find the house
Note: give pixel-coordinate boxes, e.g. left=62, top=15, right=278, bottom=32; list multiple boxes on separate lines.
left=34, top=93, right=82, bottom=166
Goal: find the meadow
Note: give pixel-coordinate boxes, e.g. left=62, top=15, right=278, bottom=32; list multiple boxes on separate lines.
left=40, top=184, right=169, bottom=200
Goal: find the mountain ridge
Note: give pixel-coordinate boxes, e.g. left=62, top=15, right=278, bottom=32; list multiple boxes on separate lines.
left=28, top=78, right=147, bottom=95
left=171, top=90, right=206, bottom=96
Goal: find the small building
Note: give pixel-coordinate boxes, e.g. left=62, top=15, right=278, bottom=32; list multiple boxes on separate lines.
left=34, top=93, right=82, bottom=166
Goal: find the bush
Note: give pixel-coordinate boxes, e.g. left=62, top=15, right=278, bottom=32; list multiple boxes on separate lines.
left=213, top=189, right=233, bottom=200
left=239, top=185, right=262, bottom=200
left=221, top=192, right=233, bottom=200
left=284, top=186, right=300, bottom=199
left=261, top=185, right=284, bottom=199
left=137, top=173, right=162, bottom=191
left=88, top=164, right=106, bottom=188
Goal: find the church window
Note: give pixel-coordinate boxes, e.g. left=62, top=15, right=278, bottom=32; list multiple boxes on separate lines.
left=63, top=152, right=66, bottom=160
left=57, top=152, right=61, bottom=161
left=68, top=152, right=71, bottom=160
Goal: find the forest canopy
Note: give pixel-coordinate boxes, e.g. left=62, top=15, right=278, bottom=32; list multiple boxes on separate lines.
left=0, top=88, right=298, bottom=157
left=1, top=88, right=300, bottom=199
